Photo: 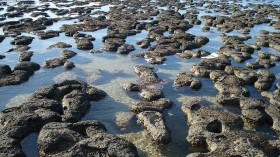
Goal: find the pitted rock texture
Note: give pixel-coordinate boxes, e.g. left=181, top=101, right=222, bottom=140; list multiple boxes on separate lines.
left=0, top=62, right=40, bottom=87
left=0, top=80, right=106, bottom=157
left=262, top=86, right=280, bottom=132
left=174, top=72, right=202, bottom=90
left=182, top=99, right=280, bottom=157
left=124, top=65, right=172, bottom=144
left=38, top=121, right=139, bottom=157
left=191, top=56, right=231, bottom=78
left=136, top=111, right=170, bottom=145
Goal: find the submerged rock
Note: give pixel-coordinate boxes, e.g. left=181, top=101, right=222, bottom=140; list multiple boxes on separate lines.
left=137, top=111, right=170, bottom=144
left=140, top=88, right=163, bottom=101
left=115, top=112, right=136, bottom=132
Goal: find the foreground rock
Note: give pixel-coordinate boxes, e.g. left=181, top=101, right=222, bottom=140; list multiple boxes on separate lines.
left=0, top=62, right=40, bottom=87
left=137, top=111, right=170, bottom=144
left=38, top=121, right=139, bottom=157
left=262, top=86, right=280, bottom=132
left=182, top=99, right=279, bottom=157
left=124, top=65, right=172, bottom=144
left=0, top=80, right=106, bottom=157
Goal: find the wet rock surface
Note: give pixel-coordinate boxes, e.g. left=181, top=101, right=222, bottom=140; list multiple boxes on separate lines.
left=262, top=86, right=280, bottom=132
left=124, top=65, right=172, bottom=144
left=38, top=121, right=139, bottom=157
left=48, top=42, right=72, bottom=49
left=0, top=80, right=109, bottom=157
left=0, top=0, right=280, bottom=156
left=182, top=100, right=279, bottom=157
left=174, top=72, right=202, bottom=90
left=43, top=58, right=66, bottom=68
left=0, top=62, right=40, bottom=87
left=191, top=56, right=231, bottom=77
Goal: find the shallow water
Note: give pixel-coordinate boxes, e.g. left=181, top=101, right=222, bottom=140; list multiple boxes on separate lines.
left=0, top=0, right=280, bottom=156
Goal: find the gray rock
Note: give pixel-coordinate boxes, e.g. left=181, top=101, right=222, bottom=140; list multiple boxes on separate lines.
left=10, top=36, right=33, bottom=45
left=60, top=50, right=77, bottom=59
left=36, top=30, right=60, bottom=40
left=174, top=72, right=202, bottom=90
left=64, top=61, right=75, bottom=70
left=182, top=100, right=278, bottom=157
left=19, top=51, right=33, bottom=62
left=130, top=98, right=172, bottom=113
left=123, top=83, right=140, bottom=92
left=195, top=36, right=209, bottom=45
left=43, top=58, right=66, bottom=68
left=140, top=88, right=163, bottom=101
left=191, top=56, right=231, bottom=77
left=115, top=112, right=136, bottom=132
left=240, top=97, right=266, bottom=122
left=76, top=38, right=93, bottom=50
left=38, top=121, right=139, bottom=157
left=0, top=64, right=11, bottom=75
left=118, top=44, right=135, bottom=54
left=48, top=42, right=72, bottom=49
left=137, top=111, right=170, bottom=144
left=254, top=70, right=275, bottom=91
left=0, top=80, right=106, bottom=157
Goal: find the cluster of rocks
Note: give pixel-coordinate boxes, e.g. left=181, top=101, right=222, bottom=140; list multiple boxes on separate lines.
left=176, top=49, right=211, bottom=59
left=190, top=54, right=276, bottom=123
left=1, top=17, right=55, bottom=36
left=256, top=32, right=280, bottom=51
left=201, top=3, right=274, bottom=34
left=38, top=121, right=139, bottom=157
left=246, top=51, right=280, bottom=69
left=0, top=80, right=138, bottom=156
left=43, top=49, right=76, bottom=69
left=182, top=99, right=280, bottom=157
left=123, top=65, right=172, bottom=144
left=0, top=62, right=40, bottom=87
left=131, top=10, right=210, bottom=64
left=218, top=34, right=255, bottom=63
left=191, top=55, right=231, bottom=78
